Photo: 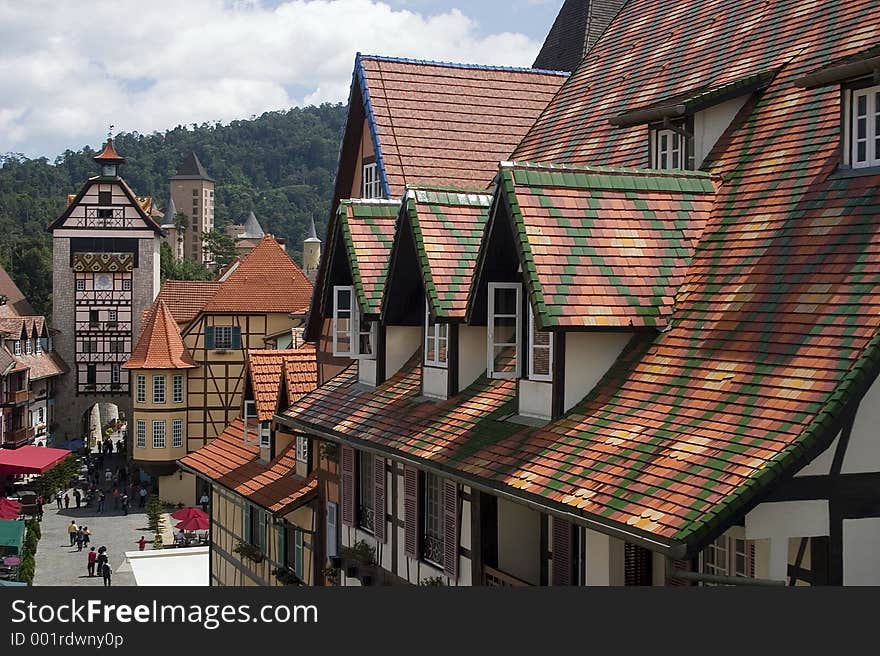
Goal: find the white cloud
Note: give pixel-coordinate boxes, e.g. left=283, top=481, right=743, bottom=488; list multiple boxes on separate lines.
left=0, top=0, right=543, bottom=158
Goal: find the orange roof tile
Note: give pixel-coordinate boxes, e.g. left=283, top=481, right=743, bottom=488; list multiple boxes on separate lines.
left=247, top=345, right=318, bottom=421
left=0, top=265, right=36, bottom=316
left=203, top=236, right=313, bottom=314
left=93, top=138, right=125, bottom=164
left=123, top=300, right=198, bottom=370
left=23, top=352, right=68, bottom=381
left=153, top=280, right=221, bottom=324
left=179, top=419, right=317, bottom=515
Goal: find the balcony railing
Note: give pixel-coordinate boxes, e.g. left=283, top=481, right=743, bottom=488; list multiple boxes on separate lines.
left=5, top=426, right=35, bottom=446
left=483, top=566, right=531, bottom=587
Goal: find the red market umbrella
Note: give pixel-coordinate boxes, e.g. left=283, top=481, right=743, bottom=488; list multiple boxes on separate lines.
left=175, top=516, right=209, bottom=531
left=0, top=498, right=21, bottom=520
left=0, top=446, right=70, bottom=476
left=170, top=506, right=208, bottom=521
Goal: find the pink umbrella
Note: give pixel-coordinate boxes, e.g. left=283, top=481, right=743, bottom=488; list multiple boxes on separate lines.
left=0, top=498, right=21, bottom=520
left=175, top=515, right=210, bottom=531
left=170, top=507, right=208, bottom=521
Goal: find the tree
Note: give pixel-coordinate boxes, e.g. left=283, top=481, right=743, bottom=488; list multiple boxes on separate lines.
left=203, top=229, right=238, bottom=268
left=160, top=241, right=214, bottom=282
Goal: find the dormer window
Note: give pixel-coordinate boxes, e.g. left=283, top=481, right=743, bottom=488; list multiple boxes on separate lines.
left=487, top=282, right=521, bottom=379
left=651, top=125, right=690, bottom=170
left=24, top=340, right=31, bottom=355
left=528, top=307, right=553, bottom=382
left=848, top=84, right=880, bottom=168
left=362, top=162, right=381, bottom=198
left=13, top=340, right=21, bottom=356
left=424, top=304, right=448, bottom=369
left=332, top=285, right=375, bottom=359
left=35, top=339, right=42, bottom=355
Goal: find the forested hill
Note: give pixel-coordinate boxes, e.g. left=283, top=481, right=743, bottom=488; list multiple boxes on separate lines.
left=0, top=103, right=347, bottom=316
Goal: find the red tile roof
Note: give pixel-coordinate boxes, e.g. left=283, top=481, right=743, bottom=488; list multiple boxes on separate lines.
left=0, top=266, right=36, bottom=316
left=203, top=236, right=313, bottom=314
left=123, top=300, right=198, bottom=370
left=492, top=163, right=714, bottom=329
left=93, top=138, right=125, bottom=164
left=337, top=200, right=398, bottom=315
left=179, top=419, right=317, bottom=515
left=248, top=346, right=318, bottom=420
left=359, top=55, right=568, bottom=196
left=23, top=352, right=68, bottom=381
left=284, top=344, right=317, bottom=406
left=153, top=281, right=221, bottom=324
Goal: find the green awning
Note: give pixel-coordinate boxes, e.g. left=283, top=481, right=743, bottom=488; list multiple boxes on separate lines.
left=0, top=519, right=25, bottom=552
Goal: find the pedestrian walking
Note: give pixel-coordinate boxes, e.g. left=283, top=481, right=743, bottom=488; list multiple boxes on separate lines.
left=67, top=520, right=78, bottom=546
left=199, top=492, right=209, bottom=513
left=63, top=492, right=70, bottom=509
left=36, top=496, right=43, bottom=521
left=83, top=526, right=91, bottom=547
left=104, top=469, right=112, bottom=486
left=73, top=488, right=81, bottom=508
left=102, top=560, right=112, bottom=587
left=121, top=493, right=129, bottom=516
left=97, top=490, right=105, bottom=513
left=75, top=527, right=84, bottom=552
left=137, top=536, right=146, bottom=551
left=139, top=486, right=147, bottom=508
left=87, top=547, right=97, bottom=577
left=55, top=490, right=62, bottom=509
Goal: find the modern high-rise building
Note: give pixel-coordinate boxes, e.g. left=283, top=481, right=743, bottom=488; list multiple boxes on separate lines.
left=170, top=152, right=214, bottom=264
left=49, top=139, right=162, bottom=439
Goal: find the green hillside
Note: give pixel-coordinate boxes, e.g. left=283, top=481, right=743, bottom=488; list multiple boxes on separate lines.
left=0, top=103, right=347, bottom=316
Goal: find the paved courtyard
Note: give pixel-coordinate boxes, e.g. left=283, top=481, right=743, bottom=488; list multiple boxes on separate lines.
left=33, top=456, right=153, bottom=587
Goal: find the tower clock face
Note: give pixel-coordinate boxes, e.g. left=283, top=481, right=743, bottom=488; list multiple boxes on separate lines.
left=95, top=274, right=113, bottom=291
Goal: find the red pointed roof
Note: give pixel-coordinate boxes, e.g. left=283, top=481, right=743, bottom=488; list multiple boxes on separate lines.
left=93, top=138, right=125, bottom=165
left=123, top=300, right=197, bottom=370
left=203, top=236, right=313, bottom=314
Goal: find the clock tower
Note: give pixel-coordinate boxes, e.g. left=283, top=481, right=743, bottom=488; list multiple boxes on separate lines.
left=49, top=138, right=164, bottom=443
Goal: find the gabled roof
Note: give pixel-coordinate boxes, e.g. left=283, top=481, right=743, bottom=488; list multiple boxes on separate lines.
left=355, top=55, right=568, bottom=198
left=153, top=281, right=221, bottom=324
left=179, top=419, right=317, bottom=516
left=171, top=152, right=214, bottom=181
left=202, top=236, right=313, bottom=314
left=123, top=300, right=198, bottom=370
left=336, top=200, right=398, bottom=316
left=394, top=188, right=492, bottom=320
left=247, top=347, right=317, bottom=421
left=25, top=352, right=68, bottom=381
left=486, top=162, right=714, bottom=329
left=48, top=176, right=165, bottom=234
left=533, top=0, right=627, bottom=72
left=0, top=266, right=36, bottom=316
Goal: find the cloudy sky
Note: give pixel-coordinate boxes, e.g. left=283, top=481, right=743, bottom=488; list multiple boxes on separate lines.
left=0, top=0, right=561, bottom=159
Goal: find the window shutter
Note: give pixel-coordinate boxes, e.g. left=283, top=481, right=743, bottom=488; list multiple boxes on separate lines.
left=373, top=456, right=386, bottom=543
left=204, top=326, right=215, bottom=349
left=243, top=504, right=252, bottom=544
left=551, top=517, right=572, bottom=586
left=666, top=557, right=695, bottom=586
left=277, top=523, right=287, bottom=568
left=624, top=543, right=653, bottom=586
left=231, top=327, right=242, bottom=349
left=404, top=466, right=419, bottom=559
left=340, top=446, right=355, bottom=527
left=442, top=478, right=458, bottom=579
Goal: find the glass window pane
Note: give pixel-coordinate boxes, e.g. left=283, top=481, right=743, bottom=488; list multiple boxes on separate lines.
left=493, top=345, right=517, bottom=373
left=493, top=315, right=518, bottom=345
left=437, top=338, right=447, bottom=363
left=493, top=287, right=518, bottom=315
left=336, top=288, right=351, bottom=311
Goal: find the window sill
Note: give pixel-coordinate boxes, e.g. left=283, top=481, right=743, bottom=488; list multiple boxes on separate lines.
left=829, top=165, right=880, bottom=179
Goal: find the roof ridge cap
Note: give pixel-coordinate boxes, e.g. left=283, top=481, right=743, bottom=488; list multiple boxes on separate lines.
left=358, top=53, right=570, bottom=77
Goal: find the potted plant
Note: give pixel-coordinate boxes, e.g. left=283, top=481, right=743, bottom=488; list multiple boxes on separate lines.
left=323, top=565, right=340, bottom=586
left=419, top=576, right=445, bottom=586
left=272, top=567, right=302, bottom=586
left=233, top=541, right=264, bottom=563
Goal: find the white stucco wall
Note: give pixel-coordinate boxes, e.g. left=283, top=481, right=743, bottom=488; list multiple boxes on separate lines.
left=458, top=324, right=487, bottom=390
left=746, top=500, right=830, bottom=540
left=564, top=332, right=632, bottom=411
left=843, top=517, right=880, bottom=585
left=358, top=357, right=377, bottom=386
left=795, top=432, right=838, bottom=477
left=584, top=529, right=625, bottom=586
left=842, top=374, right=880, bottom=473
left=386, top=326, right=420, bottom=379
left=519, top=379, right=552, bottom=419
left=497, top=498, right=541, bottom=585
left=693, top=95, right=750, bottom=168
left=423, top=366, right=447, bottom=400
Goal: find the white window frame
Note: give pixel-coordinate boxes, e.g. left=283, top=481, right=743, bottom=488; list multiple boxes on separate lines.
left=362, top=162, right=381, bottom=199
left=136, top=375, right=146, bottom=403
left=332, top=286, right=375, bottom=359
left=487, top=282, right=521, bottom=379
left=13, top=341, right=21, bottom=356
left=699, top=528, right=755, bottom=583
left=213, top=325, right=233, bottom=350
left=108, top=309, right=117, bottom=322
left=528, top=305, right=553, bottom=382
left=122, top=278, right=132, bottom=291
left=152, top=420, right=166, bottom=449
left=653, top=128, right=685, bottom=170
left=424, top=302, right=448, bottom=369
left=172, top=374, right=184, bottom=403
left=172, top=419, right=183, bottom=448
left=259, top=421, right=271, bottom=448
left=296, top=435, right=309, bottom=463
left=111, top=363, right=120, bottom=384
left=35, top=339, right=42, bottom=354
left=850, top=85, right=880, bottom=168
left=24, top=339, right=31, bottom=355
left=136, top=420, right=146, bottom=448
left=75, top=278, right=85, bottom=292
left=326, top=502, right=338, bottom=559
left=152, top=375, right=166, bottom=404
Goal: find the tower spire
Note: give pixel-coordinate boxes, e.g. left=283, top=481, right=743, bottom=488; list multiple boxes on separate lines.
left=94, top=135, right=125, bottom=177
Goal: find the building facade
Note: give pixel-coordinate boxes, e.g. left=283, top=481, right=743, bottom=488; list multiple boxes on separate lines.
left=170, top=152, right=215, bottom=265
left=49, top=139, right=162, bottom=442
